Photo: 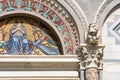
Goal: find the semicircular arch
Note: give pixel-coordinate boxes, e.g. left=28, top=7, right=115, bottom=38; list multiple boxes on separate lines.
left=94, top=0, right=120, bottom=27
left=0, top=0, right=88, bottom=54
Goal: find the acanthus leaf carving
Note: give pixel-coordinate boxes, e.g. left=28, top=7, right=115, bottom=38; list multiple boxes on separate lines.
left=77, top=44, right=104, bottom=69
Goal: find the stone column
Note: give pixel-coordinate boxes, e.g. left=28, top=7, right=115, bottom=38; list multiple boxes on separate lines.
left=85, top=68, right=98, bottom=80
left=77, top=23, right=105, bottom=80
left=78, top=44, right=104, bottom=80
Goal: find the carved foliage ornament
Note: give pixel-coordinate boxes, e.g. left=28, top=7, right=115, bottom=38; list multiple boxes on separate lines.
left=77, top=45, right=104, bottom=69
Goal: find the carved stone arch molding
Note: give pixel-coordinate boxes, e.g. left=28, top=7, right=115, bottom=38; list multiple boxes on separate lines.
left=94, top=0, right=120, bottom=43
left=0, top=0, right=88, bottom=55
left=94, top=0, right=120, bottom=28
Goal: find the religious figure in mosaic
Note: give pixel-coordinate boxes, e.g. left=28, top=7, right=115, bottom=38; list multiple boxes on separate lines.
left=0, top=17, right=60, bottom=55
left=0, top=0, right=73, bottom=55
left=7, top=19, right=29, bottom=54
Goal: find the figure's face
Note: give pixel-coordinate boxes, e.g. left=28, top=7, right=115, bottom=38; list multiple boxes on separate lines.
left=16, top=19, right=22, bottom=23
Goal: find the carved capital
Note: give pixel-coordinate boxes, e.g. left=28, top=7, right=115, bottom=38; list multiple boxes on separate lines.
left=77, top=44, right=105, bottom=69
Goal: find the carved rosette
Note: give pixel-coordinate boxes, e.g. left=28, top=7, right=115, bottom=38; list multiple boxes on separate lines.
left=85, top=68, right=99, bottom=80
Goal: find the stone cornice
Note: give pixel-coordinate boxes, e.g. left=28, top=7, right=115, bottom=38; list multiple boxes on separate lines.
left=0, top=55, right=79, bottom=71
left=0, top=55, right=79, bottom=62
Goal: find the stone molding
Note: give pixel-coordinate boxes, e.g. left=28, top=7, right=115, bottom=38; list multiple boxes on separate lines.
left=65, top=0, right=88, bottom=30
left=65, top=0, right=88, bottom=42
left=0, top=55, right=79, bottom=71
left=0, top=71, right=79, bottom=80
left=0, top=55, right=79, bottom=79
left=94, top=0, right=113, bottom=23
left=94, top=0, right=120, bottom=43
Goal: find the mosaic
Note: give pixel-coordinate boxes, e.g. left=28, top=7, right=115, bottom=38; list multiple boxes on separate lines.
left=0, top=0, right=73, bottom=54
left=0, top=17, right=60, bottom=55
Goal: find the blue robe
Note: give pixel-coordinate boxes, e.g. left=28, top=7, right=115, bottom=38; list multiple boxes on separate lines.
left=33, top=39, right=60, bottom=55
left=7, top=24, right=29, bottom=54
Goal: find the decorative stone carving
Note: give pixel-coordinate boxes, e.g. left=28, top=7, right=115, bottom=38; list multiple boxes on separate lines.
left=0, top=62, right=79, bottom=71
left=77, top=44, right=104, bottom=69
left=86, top=23, right=99, bottom=45
left=95, top=0, right=113, bottom=23
left=65, top=0, right=88, bottom=28
left=65, top=0, right=88, bottom=45
left=0, top=55, right=79, bottom=71
left=85, top=68, right=99, bottom=80
left=77, top=23, right=104, bottom=80
left=44, top=0, right=80, bottom=47
left=77, top=44, right=104, bottom=80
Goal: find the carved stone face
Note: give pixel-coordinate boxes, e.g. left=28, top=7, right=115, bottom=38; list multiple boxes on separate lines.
left=16, top=19, right=23, bottom=23
left=89, top=23, right=98, bottom=36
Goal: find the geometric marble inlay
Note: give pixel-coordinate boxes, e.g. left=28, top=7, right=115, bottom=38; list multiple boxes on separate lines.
left=108, top=19, right=120, bottom=44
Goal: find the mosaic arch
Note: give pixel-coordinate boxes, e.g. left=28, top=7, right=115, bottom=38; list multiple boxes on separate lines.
left=0, top=0, right=85, bottom=55
left=0, top=16, right=62, bottom=55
